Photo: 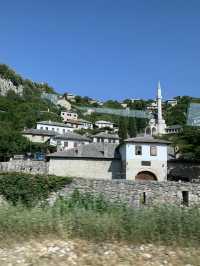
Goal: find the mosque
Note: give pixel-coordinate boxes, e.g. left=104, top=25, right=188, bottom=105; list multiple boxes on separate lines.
left=145, top=82, right=167, bottom=136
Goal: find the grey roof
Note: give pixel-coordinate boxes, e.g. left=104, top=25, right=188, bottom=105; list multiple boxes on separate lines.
left=53, top=132, right=91, bottom=141
left=92, top=132, right=120, bottom=139
left=23, top=128, right=58, bottom=136
left=37, top=121, right=73, bottom=128
left=47, top=143, right=120, bottom=159
left=124, top=136, right=171, bottom=144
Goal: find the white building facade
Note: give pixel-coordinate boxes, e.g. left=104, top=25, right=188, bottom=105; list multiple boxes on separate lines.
left=37, top=121, right=74, bottom=134
left=120, top=137, right=170, bottom=181
left=95, top=120, right=114, bottom=129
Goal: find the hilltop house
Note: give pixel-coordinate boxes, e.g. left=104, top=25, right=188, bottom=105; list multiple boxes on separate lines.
left=50, top=132, right=91, bottom=151
left=91, top=132, right=120, bottom=144
left=65, top=119, right=93, bottom=130
left=48, top=136, right=170, bottom=181
left=22, top=129, right=58, bottom=143
left=37, top=121, right=74, bottom=134
left=95, top=120, right=114, bottom=129
left=61, top=110, right=78, bottom=121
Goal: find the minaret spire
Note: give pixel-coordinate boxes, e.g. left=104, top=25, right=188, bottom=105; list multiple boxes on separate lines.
left=156, top=81, right=166, bottom=134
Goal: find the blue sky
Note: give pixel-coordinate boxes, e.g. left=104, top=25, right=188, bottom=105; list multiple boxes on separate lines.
left=0, top=0, right=200, bottom=100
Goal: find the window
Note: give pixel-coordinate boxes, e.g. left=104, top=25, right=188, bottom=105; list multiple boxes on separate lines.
left=40, top=126, right=43, bottom=130
left=64, top=141, right=68, bottom=147
left=45, top=127, right=48, bottom=130
left=182, top=191, right=189, bottom=206
left=140, top=192, right=146, bottom=205
left=74, top=142, right=78, bottom=148
left=52, top=128, right=55, bottom=131
left=57, top=128, right=59, bottom=132
left=63, top=129, right=65, bottom=133
left=150, top=146, right=157, bottom=156
left=57, top=140, right=61, bottom=145
left=135, top=145, right=142, bottom=155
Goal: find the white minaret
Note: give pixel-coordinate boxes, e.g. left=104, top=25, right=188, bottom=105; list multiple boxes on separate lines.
left=157, top=81, right=166, bottom=134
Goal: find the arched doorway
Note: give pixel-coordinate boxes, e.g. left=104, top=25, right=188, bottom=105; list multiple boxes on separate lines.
left=135, top=171, right=157, bottom=181
left=152, top=127, right=157, bottom=135
left=145, top=127, right=151, bottom=135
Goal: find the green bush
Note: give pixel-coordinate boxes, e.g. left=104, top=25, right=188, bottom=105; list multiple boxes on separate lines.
left=0, top=197, right=200, bottom=245
left=0, top=173, right=72, bottom=207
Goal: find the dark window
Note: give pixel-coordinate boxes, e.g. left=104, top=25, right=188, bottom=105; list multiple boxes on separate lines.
left=141, top=161, right=151, bottom=166
left=74, top=142, right=78, bottom=148
left=64, top=141, right=68, bottom=147
left=150, top=145, right=157, bottom=156
left=140, top=192, right=146, bottom=205
left=182, top=191, right=189, bottom=206
left=45, top=127, right=48, bottom=130
left=135, top=145, right=142, bottom=155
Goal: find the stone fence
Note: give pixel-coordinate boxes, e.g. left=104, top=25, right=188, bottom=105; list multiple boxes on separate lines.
left=0, top=160, right=48, bottom=175
left=50, top=178, right=200, bottom=207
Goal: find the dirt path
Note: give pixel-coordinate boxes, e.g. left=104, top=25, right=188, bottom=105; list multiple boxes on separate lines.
left=0, top=238, right=199, bottom=266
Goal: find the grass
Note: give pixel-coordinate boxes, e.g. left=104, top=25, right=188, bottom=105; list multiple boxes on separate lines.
left=0, top=191, right=200, bottom=245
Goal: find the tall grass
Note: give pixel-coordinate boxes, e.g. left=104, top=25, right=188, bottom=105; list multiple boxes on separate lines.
left=0, top=191, right=200, bottom=245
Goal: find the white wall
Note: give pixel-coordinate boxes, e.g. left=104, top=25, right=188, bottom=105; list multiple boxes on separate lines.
left=49, top=158, right=121, bottom=179
left=120, top=143, right=168, bottom=181
left=37, top=123, right=74, bottom=133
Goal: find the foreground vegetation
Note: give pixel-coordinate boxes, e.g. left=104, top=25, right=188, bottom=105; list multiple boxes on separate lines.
left=0, top=191, right=199, bottom=245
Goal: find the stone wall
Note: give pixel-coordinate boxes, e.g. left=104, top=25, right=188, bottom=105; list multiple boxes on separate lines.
left=0, top=160, right=48, bottom=175
left=50, top=178, right=200, bottom=207
left=49, top=158, right=122, bottom=180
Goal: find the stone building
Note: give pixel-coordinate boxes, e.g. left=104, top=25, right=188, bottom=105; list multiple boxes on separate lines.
left=50, top=132, right=91, bottom=151
left=48, top=143, right=121, bottom=179
left=91, top=132, right=120, bottom=144
left=61, top=110, right=78, bottom=121
left=22, top=129, right=57, bottom=143
left=37, top=121, right=74, bottom=134
left=95, top=120, right=114, bottom=129
left=120, top=136, right=170, bottom=181
left=48, top=136, right=170, bottom=181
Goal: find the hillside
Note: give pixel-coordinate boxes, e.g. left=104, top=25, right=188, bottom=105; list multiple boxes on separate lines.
left=0, top=63, right=199, bottom=160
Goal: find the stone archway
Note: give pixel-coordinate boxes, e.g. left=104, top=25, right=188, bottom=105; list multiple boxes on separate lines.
left=152, top=127, right=157, bottom=135
left=145, top=127, right=151, bottom=135
left=135, top=171, right=157, bottom=181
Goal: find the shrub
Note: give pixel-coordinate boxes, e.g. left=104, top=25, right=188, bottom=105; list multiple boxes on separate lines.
left=0, top=173, right=72, bottom=207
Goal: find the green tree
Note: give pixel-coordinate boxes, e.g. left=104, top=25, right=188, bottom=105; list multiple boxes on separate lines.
left=128, top=117, right=137, bottom=137
left=118, top=117, right=128, bottom=142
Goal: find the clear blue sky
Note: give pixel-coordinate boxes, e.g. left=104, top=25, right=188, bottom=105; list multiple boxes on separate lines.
left=0, top=0, right=200, bottom=101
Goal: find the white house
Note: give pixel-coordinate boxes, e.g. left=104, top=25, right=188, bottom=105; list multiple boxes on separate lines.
left=61, top=111, right=78, bottom=122
left=48, top=136, right=170, bottom=181
left=36, top=121, right=74, bottom=134
left=120, top=136, right=170, bottom=181
left=91, top=132, right=120, bottom=144
left=65, top=119, right=93, bottom=130
left=166, top=99, right=177, bottom=107
left=50, top=132, right=91, bottom=151
left=95, top=120, right=114, bottom=129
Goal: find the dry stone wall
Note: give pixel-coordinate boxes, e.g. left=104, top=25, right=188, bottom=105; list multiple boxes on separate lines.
left=0, top=160, right=48, bottom=175
left=50, top=178, right=200, bottom=207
